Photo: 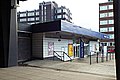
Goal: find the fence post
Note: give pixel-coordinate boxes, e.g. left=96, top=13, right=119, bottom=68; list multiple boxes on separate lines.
left=109, top=53, right=111, bottom=60
left=96, top=52, right=99, bottom=63
left=101, top=50, right=104, bottom=62
left=90, top=52, right=92, bottom=65
left=106, top=52, right=108, bottom=61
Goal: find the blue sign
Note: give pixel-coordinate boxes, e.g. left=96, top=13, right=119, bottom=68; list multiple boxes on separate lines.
left=80, top=39, right=84, bottom=58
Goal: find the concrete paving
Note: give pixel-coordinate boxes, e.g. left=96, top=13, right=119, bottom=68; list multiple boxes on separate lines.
left=0, top=57, right=116, bottom=80
left=0, top=66, right=116, bottom=80
left=24, top=58, right=116, bottom=79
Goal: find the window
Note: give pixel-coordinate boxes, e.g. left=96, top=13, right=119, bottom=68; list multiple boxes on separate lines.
left=108, top=0, right=113, bottom=1
left=100, top=6, right=108, bottom=10
left=36, top=17, right=39, bottom=20
left=20, top=13, right=26, bottom=17
left=44, top=6, right=46, bottom=10
left=57, top=15, right=62, bottom=18
left=41, top=5, right=43, bottom=11
left=107, top=42, right=114, bottom=46
left=63, top=9, right=68, bottom=13
left=30, top=23, right=35, bottom=24
left=100, top=20, right=108, bottom=25
left=108, top=5, right=113, bottom=9
left=36, top=22, right=39, bottom=24
left=108, top=20, right=114, bottom=24
left=44, top=10, right=46, bottom=15
left=57, top=9, right=61, bottom=13
left=100, top=13, right=108, bottom=18
left=28, top=18, right=35, bottom=21
left=100, top=28, right=108, bottom=32
left=110, top=42, right=112, bottom=46
left=36, top=12, right=39, bottom=15
left=41, top=16, right=43, bottom=21
left=44, top=16, right=46, bottom=21
left=100, top=43, right=107, bottom=46
left=41, top=11, right=43, bottom=15
left=63, top=14, right=68, bottom=19
left=20, top=18, right=26, bottom=22
left=108, top=27, right=114, bottom=32
left=28, top=12, right=34, bottom=16
left=109, top=34, right=114, bottom=39
left=108, top=12, right=113, bottom=17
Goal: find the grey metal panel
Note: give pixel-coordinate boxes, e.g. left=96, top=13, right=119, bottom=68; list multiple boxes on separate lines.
left=32, top=33, right=43, bottom=59
left=18, top=23, right=31, bottom=31
left=114, top=0, right=120, bottom=79
left=18, top=37, right=31, bottom=61
left=0, top=0, right=11, bottom=67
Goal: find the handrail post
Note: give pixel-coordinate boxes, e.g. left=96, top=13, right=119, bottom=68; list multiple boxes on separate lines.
left=53, top=51, right=54, bottom=61
left=63, top=52, right=64, bottom=62
left=63, top=51, right=72, bottom=62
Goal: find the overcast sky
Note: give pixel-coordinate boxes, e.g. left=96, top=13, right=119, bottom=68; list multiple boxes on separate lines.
left=18, top=0, right=108, bottom=32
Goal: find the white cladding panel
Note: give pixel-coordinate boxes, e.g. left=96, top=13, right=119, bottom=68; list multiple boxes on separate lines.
left=43, top=37, right=73, bottom=58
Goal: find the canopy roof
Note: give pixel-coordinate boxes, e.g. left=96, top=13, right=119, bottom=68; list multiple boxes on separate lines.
left=32, top=20, right=109, bottom=40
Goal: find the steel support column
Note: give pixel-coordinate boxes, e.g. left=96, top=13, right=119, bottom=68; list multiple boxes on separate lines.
left=0, top=0, right=18, bottom=67
left=114, top=0, right=120, bottom=79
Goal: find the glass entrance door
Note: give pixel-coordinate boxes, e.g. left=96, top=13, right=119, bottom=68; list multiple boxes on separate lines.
left=73, top=44, right=80, bottom=58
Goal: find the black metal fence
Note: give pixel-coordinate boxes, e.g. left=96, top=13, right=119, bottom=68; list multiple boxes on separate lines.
left=89, top=51, right=115, bottom=65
